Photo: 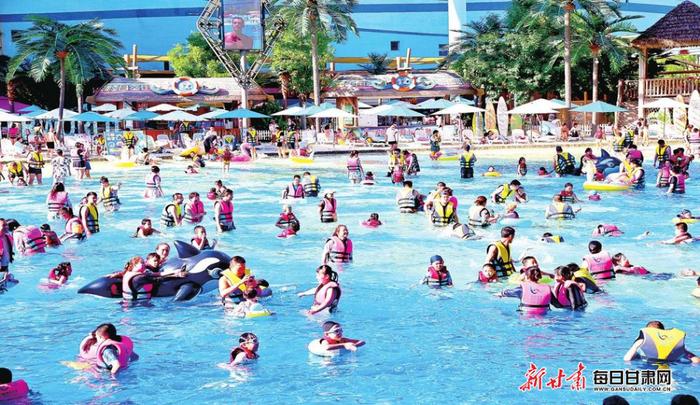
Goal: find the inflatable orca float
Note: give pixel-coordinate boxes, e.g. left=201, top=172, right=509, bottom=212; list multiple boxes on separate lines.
left=78, top=240, right=231, bottom=301
left=594, top=149, right=621, bottom=175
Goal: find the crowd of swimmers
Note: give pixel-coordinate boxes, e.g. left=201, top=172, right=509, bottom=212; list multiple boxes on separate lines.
left=2, top=139, right=700, bottom=400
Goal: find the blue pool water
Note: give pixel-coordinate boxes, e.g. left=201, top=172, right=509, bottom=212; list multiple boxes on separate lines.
left=1, top=152, right=699, bottom=403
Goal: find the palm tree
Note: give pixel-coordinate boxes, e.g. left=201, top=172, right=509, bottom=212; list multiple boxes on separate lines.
left=443, top=14, right=505, bottom=67
left=8, top=16, right=123, bottom=139
left=274, top=0, right=358, bottom=107
left=522, top=0, right=620, bottom=114
left=571, top=8, right=639, bottom=123
left=359, top=52, right=390, bottom=75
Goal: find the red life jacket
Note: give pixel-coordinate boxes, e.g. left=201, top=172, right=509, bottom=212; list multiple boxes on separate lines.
left=0, top=380, right=29, bottom=401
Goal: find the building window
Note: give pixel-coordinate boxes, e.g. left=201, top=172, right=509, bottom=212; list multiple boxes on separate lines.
left=438, top=44, right=448, bottom=56
left=390, top=41, right=399, bottom=51
left=10, top=30, right=21, bottom=42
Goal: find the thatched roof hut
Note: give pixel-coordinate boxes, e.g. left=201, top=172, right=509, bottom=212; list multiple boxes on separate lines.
left=632, top=0, right=700, bottom=49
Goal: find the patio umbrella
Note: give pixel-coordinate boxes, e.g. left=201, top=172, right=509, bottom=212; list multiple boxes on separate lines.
left=507, top=99, right=560, bottom=115
left=309, top=108, right=356, bottom=118
left=367, top=105, right=425, bottom=118
left=214, top=108, right=269, bottom=119
left=67, top=111, right=118, bottom=122
left=452, top=96, right=475, bottom=105
left=124, top=110, right=160, bottom=121
left=105, top=107, right=136, bottom=119
left=432, top=104, right=485, bottom=115
left=384, top=100, right=416, bottom=108
left=18, top=105, right=43, bottom=114
left=357, top=100, right=373, bottom=109
left=300, top=102, right=336, bottom=116
left=0, top=111, right=31, bottom=122
left=571, top=101, right=627, bottom=113
left=147, top=103, right=182, bottom=112
left=643, top=98, right=688, bottom=109
left=35, top=108, right=79, bottom=120
left=549, top=99, right=569, bottom=109
left=21, top=108, right=48, bottom=118
left=147, top=110, right=206, bottom=122
left=414, top=99, right=455, bottom=110
left=272, top=106, right=307, bottom=116
left=199, top=109, right=227, bottom=119
left=91, top=103, right=117, bottom=112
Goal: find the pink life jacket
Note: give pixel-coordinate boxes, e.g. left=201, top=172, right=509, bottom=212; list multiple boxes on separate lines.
left=593, top=224, right=622, bottom=237
left=519, top=282, right=551, bottom=314
left=671, top=173, right=686, bottom=193
left=47, top=191, right=69, bottom=215
left=584, top=251, right=615, bottom=280
left=286, top=183, right=304, bottom=198
left=658, top=165, right=671, bottom=187
left=97, top=336, right=134, bottom=369
left=15, top=226, right=47, bottom=255
left=48, top=266, right=71, bottom=282
left=321, top=198, right=337, bottom=222
left=328, top=236, right=353, bottom=263
left=362, top=219, right=381, bottom=228
left=145, top=173, right=160, bottom=189
left=79, top=335, right=100, bottom=361
left=216, top=200, right=234, bottom=228
left=627, top=150, right=643, bottom=161
left=0, top=380, right=29, bottom=401
left=184, top=200, right=204, bottom=223
left=346, top=157, right=361, bottom=173
left=554, top=280, right=578, bottom=307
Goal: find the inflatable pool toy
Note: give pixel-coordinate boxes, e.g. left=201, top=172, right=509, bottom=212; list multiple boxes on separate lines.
left=582, top=182, right=630, bottom=192
left=290, top=156, right=314, bottom=164
left=113, top=161, right=136, bottom=169
left=436, top=155, right=459, bottom=162
left=231, top=155, right=251, bottom=163
left=179, top=145, right=205, bottom=157
left=78, top=241, right=232, bottom=301
left=483, top=171, right=502, bottom=177
left=245, top=304, right=273, bottom=319
left=307, top=339, right=339, bottom=357
left=673, top=217, right=700, bottom=224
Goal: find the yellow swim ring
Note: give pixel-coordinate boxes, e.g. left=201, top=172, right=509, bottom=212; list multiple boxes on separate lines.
left=582, top=181, right=630, bottom=191
left=483, top=171, right=502, bottom=177
left=672, top=217, right=700, bottom=224
left=113, top=161, right=136, bottom=168
left=437, top=155, right=459, bottom=162
left=179, top=145, right=204, bottom=157
left=290, top=156, right=314, bottom=164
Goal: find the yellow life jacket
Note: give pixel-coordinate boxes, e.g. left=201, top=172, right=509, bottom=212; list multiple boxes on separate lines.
left=29, top=152, right=44, bottom=168
left=489, top=241, right=514, bottom=277
left=639, top=327, right=686, bottom=362
left=81, top=204, right=100, bottom=233
left=656, top=145, right=669, bottom=162
left=496, top=184, right=514, bottom=203
left=123, top=132, right=136, bottom=147
left=222, top=268, right=251, bottom=293
left=460, top=151, right=474, bottom=168
left=431, top=201, right=455, bottom=226
left=8, top=163, right=23, bottom=176
left=574, top=267, right=597, bottom=285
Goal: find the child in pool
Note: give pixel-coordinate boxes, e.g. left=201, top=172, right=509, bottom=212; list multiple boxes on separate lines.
left=275, top=205, right=300, bottom=238
left=537, top=167, right=551, bottom=177
left=362, top=171, right=375, bottom=185
left=391, top=165, right=404, bottom=184
left=677, top=209, right=700, bottom=220
left=191, top=225, right=216, bottom=250
left=693, top=277, right=700, bottom=299
left=318, top=321, right=365, bottom=352
left=185, top=165, right=198, bottom=175
left=48, top=262, right=72, bottom=286
left=16, top=178, right=27, bottom=187
left=229, top=333, right=259, bottom=365
left=541, top=232, right=564, bottom=243
left=232, top=289, right=272, bottom=318
left=478, top=264, right=498, bottom=283
left=559, top=182, right=583, bottom=204
left=517, top=157, right=527, bottom=176
left=222, top=146, right=232, bottom=173
left=362, top=213, right=382, bottom=228
left=421, top=255, right=453, bottom=288
left=661, top=222, right=698, bottom=244
left=503, top=203, right=519, bottom=219
left=41, top=224, right=62, bottom=247
left=482, top=166, right=499, bottom=176
left=611, top=253, right=650, bottom=275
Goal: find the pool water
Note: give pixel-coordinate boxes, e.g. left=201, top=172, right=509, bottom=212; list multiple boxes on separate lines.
left=1, top=152, right=699, bottom=404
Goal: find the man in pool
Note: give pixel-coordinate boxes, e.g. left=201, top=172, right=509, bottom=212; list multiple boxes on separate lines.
left=485, top=226, right=516, bottom=278
left=624, top=320, right=700, bottom=363
left=662, top=222, right=697, bottom=245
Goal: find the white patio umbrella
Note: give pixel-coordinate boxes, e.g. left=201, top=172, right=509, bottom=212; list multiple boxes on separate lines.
left=432, top=104, right=485, bottom=115
left=105, top=107, right=136, bottom=119
left=643, top=98, right=689, bottom=109
left=91, top=103, right=117, bottom=112
left=507, top=99, right=559, bottom=115
left=35, top=108, right=78, bottom=120
left=272, top=106, right=306, bottom=116
left=0, top=111, right=31, bottom=122
left=147, top=110, right=206, bottom=121
left=309, top=108, right=356, bottom=118
left=357, top=100, right=373, bottom=109
left=147, top=103, right=183, bottom=112
left=200, top=109, right=227, bottom=119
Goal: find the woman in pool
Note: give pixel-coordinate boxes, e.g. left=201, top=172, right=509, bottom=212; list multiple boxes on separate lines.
left=468, top=196, right=498, bottom=227
left=298, top=265, right=341, bottom=314
left=516, top=157, right=527, bottom=176
left=144, top=166, right=164, bottom=199
left=318, top=191, right=338, bottom=223
left=46, top=182, right=72, bottom=220
left=346, top=150, right=364, bottom=184
left=429, top=189, right=459, bottom=227
left=322, top=225, right=352, bottom=264
left=214, top=189, right=235, bottom=232
left=499, top=267, right=552, bottom=314
left=229, top=333, right=259, bottom=365
left=79, top=323, right=138, bottom=374
left=59, top=207, right=85, bottom=241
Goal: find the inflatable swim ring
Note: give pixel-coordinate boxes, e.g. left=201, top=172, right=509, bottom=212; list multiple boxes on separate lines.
left=582, top=182, right=630, bottom=192
left=307, top=339, right=339, bottom=357
left=179, top=145, right=204, bottom=157
left=114, top=161, right=136, bottom=169
left=231, top=155, right=251, bottom=163
left=290, top=156, right=314, bottom=164
left=436, top=155, right=459, bottom=162
left=483, top=171, right=502, bottom=177
left=672, top=217, right=700, bottom=224
left=245, top=304, right=272, bottom=318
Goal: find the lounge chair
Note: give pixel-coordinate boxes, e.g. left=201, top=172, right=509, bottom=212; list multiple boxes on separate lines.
left=512, top=129, right=529, bottom=144
left=155, top=134, right=173, bottom=149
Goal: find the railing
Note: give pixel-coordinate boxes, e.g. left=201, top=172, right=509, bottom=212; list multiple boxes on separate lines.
left=623, top=77, right=700, bottom=100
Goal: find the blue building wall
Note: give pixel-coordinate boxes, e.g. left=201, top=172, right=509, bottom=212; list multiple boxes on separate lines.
left=0, top=0, right=688, bottom=65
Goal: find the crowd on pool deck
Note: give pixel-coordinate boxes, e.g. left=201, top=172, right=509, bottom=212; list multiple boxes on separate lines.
left=2, top=122, right=700, bottom=400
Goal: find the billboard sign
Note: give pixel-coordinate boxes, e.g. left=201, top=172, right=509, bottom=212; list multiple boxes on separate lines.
left=221, top=0, right=264, bottom=51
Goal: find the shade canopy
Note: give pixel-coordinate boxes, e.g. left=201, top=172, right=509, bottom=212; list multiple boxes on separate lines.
left=571, top=101, right=628, bottom=113
left=0, top=111, right=31, bottom=122
left=309, top=107, right=356, bottom=118
left=105, top=107, right=136, bottom=119
left=147, top=110, right=206, bottom=121
left=643, top=97, right=689, bottom=109
left=363, top=104, right=425, bottom=117
left=124, top=110, right=160, bottom=121
left=147, top=103, right=182, bottom=112
left=432, top=103, right=485, bottom=115
left=272, top=106, right=307, bottom=116
left=200, top=109, right=228, bottom=119
left=300, top=102, right=336, bottom=116
left=67, top=111, right=118, bottom=122
left=451, top=96, right=475, bottom=105
left=35, top=108, right=78, bottom=120
left=18, top=105, right=43, bottom=114
left=632, top=1, right=700, bottom=50
left=23, top=108, right=48, bottom=118
left=357, top=100, right=373, bottom=109
left=508, top=99, right=560, bottom=115
left=91, top=103, right=117, bottom=112
left=214, top=108, right=269, bottom=119
left=414, top=99, right=455, bottom=110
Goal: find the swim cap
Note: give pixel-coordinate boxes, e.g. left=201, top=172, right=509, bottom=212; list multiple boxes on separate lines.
left=680, top=209, right=692, bottom=216
left=430, top=255, right=444, bottom=264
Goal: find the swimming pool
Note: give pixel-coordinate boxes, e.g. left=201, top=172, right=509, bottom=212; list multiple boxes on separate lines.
left=1, top=152, right=699, bottom=403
